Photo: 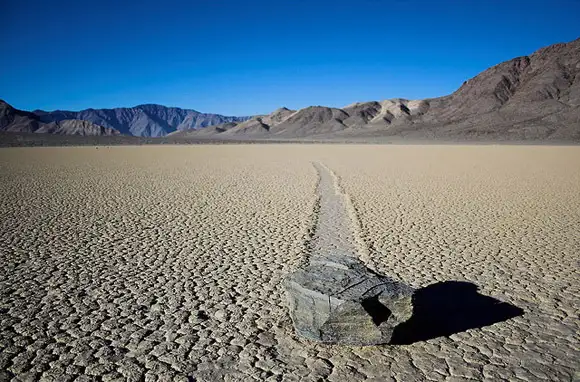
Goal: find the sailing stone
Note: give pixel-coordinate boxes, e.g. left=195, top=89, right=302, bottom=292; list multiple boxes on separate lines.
left=284, top=254, right=414, bottom=345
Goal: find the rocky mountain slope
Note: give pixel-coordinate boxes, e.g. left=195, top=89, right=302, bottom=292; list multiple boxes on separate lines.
left=0, top=100, right=119, bottom=136
left=33, top=104, right=250, bottom=137
left=174, top=38, right=579, bottom=141
left=35, top=120, right=121, bottom=136
left=0, top=100, right=41, bottom=133
left=397, top=37, right=580, bottom=140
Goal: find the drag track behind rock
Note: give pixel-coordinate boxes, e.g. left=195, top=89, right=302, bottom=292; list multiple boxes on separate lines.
left=309, top=162, right=368, bottom=262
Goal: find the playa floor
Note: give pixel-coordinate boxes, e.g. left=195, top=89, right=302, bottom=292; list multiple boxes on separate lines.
left=0, top=145, right=578, bottom=381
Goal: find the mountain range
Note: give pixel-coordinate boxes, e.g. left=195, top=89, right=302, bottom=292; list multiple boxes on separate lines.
left=0, top=100, right=120, bottom=136
left=172, top=37, right=580, bottom=141
left=32, top=104, right=250, bottom=137
left=1, top=38, right=579, bottom=141
left=0, top=102, right=250, bottom=137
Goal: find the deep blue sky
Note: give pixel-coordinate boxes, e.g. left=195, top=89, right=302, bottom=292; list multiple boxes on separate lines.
left=2, top=0, right=579, bottom=115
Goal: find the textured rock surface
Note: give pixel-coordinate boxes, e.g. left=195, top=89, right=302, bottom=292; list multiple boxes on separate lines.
left=285, top=255, right=413, bottom=345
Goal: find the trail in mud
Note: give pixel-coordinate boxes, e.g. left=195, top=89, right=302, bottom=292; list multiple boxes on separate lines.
left=310, top=162, right=368, bottom=261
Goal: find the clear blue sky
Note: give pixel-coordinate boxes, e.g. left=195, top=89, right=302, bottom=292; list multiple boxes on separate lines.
left=1, top=0, right=579, bottom=115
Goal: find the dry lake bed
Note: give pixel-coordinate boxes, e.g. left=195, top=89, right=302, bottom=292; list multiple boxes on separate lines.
left=0, top=145, right=578, bottom=381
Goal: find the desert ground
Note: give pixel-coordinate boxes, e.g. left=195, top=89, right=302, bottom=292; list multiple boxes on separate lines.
left=0, top=144, right=578, bottom=381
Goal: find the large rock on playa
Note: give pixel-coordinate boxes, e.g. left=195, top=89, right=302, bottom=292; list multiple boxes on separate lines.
left=284, top=255, right=414, bottom=345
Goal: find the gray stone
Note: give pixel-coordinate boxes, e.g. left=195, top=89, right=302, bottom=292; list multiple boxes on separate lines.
left=284, top=255, right=414, bottom=345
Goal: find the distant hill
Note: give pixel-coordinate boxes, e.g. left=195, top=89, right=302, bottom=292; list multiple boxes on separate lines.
left=174, top=37, right=580, bottom=141
left=0, top=100, right=119, bottom=136
left=33, top=104, right=251, bottom=137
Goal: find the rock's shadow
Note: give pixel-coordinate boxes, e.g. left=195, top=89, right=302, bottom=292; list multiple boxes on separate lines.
left=390, top=281, right=524, bottom=345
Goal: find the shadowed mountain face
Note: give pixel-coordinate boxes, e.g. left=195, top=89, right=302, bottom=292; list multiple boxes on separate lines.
left=0, top=100, right=41, bottom=133
left=33, top=104, right=251, bottom=137
left=35, top=120, right=121, bottom=136
left=0, top=100, right=119, bottom=136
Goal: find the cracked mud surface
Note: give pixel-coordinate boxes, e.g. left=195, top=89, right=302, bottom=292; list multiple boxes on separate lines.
left=0, top=145, right=578, bottom=381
